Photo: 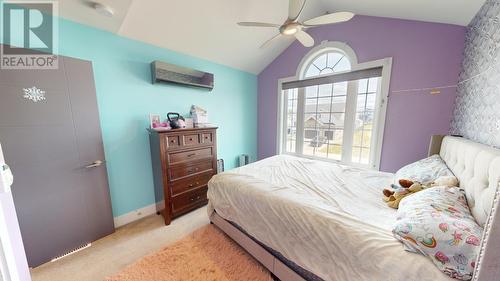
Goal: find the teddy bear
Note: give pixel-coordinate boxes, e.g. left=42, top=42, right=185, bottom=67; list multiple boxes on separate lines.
left=383, top=176, right=459, bottom=209
left=383, top=179, right=424, bottom=209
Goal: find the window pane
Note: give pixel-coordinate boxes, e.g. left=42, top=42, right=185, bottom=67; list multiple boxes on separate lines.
left=315, top=145, right=328, bottom=158
left=326, top=144, right=342, bottom=160
left=331, top=113, right=345, bottom=128
left=356, top=94, right=366, bottom=111
left=318, top=84, right=333, bottom=97
left=360, top=148, right=370, bottom=164
left=305, top=66, right=320, bottom=78
left=357, top=95, right=376, bottom=113
left=317, top=96, right=332, bottom=108
left=303, top=141, right=318, bottom=156
left=333, top=56, right=351, bottom=72
left=287, top=113, right=296, bottom=126
left=287, top=99, right=296, bottom=113
left=328, top=129, right=343, bottom=145
left=286, top=129, right=296, bottom=153
left=333, top=82, right=348, bottom=95
left=331, top=95, right=346, bottom=108
left=368, top=77, right=379, bottom=93
left=312, top=54, right=327, bottom=70
left=305, top=98, right=318, bottom=110
left=353, top=128, right=362, bottom=147
left=304, top=113, right=316, bottom=124
left=357, top=79, right=368, bottom=93
left=306, top=85, right=318, bottom=98
left=354, top=121, right=372, bottom=146
left=352, top=146, right=361, bottom=163
left=320, top=68, right=334, bottom=75
left=366, top=94, right=376, bottom=111
left=327, top=53, right=343, bottom=68
left=362, top=130, right=372, bottom=147
left=357, top=111, right=374, bottom=125
left=352, top=75, right=379, bottom=165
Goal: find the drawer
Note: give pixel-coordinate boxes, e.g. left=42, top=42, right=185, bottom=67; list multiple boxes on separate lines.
left=169, top=147, right=213, bottom=163
left=171, top=172, right=213, bottom=195
left=171, top=186, right=208, bottom=214
left=201, top=132, right=213, bottom=144
left=183, top=134, right=200, bottom=146
left=169, top=158, right=213, bottom=180
left=165, top=135, right=181, bottom=149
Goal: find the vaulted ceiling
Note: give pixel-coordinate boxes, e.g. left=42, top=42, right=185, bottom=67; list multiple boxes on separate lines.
left=59, top=0, right=485, bottom=74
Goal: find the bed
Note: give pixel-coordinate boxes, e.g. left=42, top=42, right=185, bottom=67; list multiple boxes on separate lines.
left=207, top=136, right=500, bottom=281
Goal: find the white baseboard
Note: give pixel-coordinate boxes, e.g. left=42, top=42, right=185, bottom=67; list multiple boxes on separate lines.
left=113, top=201, right=164, bottom=228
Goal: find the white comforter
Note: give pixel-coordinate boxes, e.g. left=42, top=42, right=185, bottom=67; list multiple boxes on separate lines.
left=208, top=155, right=451, bottom=281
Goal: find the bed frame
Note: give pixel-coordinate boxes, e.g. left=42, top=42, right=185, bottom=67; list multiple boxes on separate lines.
left=210, top=212, right=308, bottom=281
left=210, top=135, right=500, bottom=281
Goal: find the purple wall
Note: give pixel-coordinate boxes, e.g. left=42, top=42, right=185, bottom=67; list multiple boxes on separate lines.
left=257, top=15, right=466, bottom=172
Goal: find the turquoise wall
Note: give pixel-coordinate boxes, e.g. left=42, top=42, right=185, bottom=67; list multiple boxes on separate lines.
left=53, top=19, right=257, bottom=217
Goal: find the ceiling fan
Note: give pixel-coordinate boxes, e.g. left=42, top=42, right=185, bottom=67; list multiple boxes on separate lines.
left=238, top=0, right=354, bottom=49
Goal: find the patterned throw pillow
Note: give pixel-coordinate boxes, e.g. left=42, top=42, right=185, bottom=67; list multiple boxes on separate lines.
left=393, top=186, right=483, bottom=280
left=395, top=154, right=455, bottom=185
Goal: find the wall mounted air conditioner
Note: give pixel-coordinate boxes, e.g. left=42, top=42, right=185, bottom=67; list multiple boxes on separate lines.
left=151, top=60, right=214, bottom=90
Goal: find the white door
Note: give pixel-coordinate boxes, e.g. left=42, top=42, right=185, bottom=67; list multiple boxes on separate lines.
left=0, top=143, right=31, bottom=281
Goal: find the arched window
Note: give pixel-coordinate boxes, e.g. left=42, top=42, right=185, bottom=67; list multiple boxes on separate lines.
left=279, top=42, right=391, bottom=169
left=303, top=51, right=351, bottom=78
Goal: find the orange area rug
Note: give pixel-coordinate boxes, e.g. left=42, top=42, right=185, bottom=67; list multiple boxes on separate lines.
left=105, top=224, right=273, bottom=281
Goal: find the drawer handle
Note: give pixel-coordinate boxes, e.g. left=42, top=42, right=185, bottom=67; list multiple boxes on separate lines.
left=190, top=195, right=201, bottom=202
left=188, top=181, right=200, bottom=188
left=189, top=138, right=193, bottom=141
left=188, top=167, right=199, bottom=173
left=187, top=153, right=196, bottom=157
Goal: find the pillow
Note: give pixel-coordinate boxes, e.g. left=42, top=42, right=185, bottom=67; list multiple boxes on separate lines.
left=393, top=186, right=483, bottom=281
left=395, top=154, right=455, bottom=185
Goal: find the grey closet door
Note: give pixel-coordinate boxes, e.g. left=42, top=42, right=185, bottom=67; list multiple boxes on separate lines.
left=0, top=54, right=114, bottom=267
left=63, top=57, right=114, bottom=242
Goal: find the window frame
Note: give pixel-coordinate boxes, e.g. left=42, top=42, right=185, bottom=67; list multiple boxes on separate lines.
left=276, top=41, right=392, bottom=170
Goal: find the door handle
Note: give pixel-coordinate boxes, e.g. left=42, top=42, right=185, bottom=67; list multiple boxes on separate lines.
left=85, top=160, right=105, bottom=169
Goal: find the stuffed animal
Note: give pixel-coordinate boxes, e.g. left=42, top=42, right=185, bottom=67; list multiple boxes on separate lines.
left=382, top=176, right=459, bottom=209
left=383, top=179, right=424, bottom=209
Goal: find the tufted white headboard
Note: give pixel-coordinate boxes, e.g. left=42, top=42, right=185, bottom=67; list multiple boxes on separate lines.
left=439, top=136, right=500, bottom=226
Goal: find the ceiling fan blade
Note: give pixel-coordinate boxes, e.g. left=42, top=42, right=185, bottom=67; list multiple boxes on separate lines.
left=238, top=22, right=280, bottom=28
left=303, top=12, right=354, bottom=26
left=288, top=0, right=307, bottom=21
left=260, top=34, right=282, bottom=49
left=295, top=30, right=314, bottom=47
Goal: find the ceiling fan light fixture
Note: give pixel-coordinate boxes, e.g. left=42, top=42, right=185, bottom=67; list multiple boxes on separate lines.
left=238, top=0, right=355, bottom=48
left=281, top=23, right=301, bottom=35
left=283, top=27, right=298, bottom=35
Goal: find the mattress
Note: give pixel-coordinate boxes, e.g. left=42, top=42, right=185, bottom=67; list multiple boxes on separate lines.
left=207, top=155, right=452, bottom=281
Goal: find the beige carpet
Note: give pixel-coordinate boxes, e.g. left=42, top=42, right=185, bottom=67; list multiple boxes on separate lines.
left=105, top=224, right=273, bottom=281
left=31, top=206, right=210, bottom=281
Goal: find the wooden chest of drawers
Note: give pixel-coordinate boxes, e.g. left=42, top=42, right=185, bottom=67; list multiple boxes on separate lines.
left=148, top=127, right=217, bottom=225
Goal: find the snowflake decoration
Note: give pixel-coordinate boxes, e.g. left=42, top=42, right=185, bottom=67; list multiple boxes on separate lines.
left=23, top=87, right=46, bottom=102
